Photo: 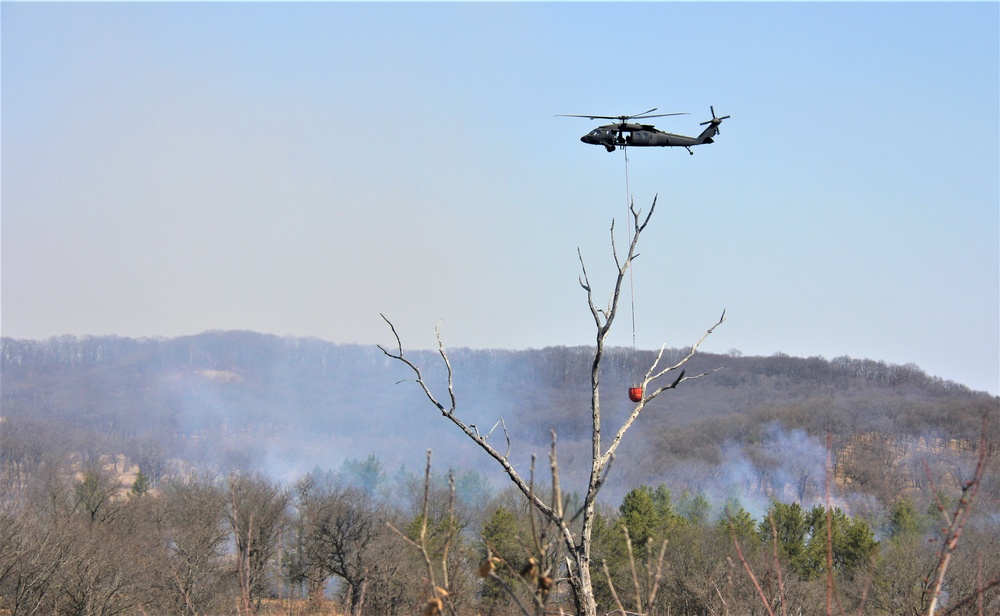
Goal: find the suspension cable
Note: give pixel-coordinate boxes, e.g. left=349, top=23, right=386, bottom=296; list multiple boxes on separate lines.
left=623, top=146, right=636, bottom=349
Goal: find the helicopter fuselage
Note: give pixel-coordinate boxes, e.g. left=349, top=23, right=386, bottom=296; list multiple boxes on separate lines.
left=563, top=106, right=728, bottom=154
left=581, top=122, right=714, bottom=153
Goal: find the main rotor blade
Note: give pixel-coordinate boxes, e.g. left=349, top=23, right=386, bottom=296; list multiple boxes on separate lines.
left=558, top=111, right=689, bottom=121
left=557, top=114, right=624, bottom=120
left=633, top=112, right=689, bottom=119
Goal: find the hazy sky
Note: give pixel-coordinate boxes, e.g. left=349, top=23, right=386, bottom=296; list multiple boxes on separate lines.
left=3, top=2, right=998, bottom=394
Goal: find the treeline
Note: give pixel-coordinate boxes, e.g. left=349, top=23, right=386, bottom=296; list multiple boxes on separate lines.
left=2, top=332, right=998, bottom=613
left=1, top=447, right=506, bottom=616
left=2, top=448, right=996, bottom=615
left=1, top=332, right=993, bottom=483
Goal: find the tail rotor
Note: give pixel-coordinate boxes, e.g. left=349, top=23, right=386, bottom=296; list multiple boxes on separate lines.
left=699, top=106, right=731, bottom=133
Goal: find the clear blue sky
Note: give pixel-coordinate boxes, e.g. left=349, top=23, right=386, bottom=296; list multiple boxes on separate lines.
left=3, top=2, right=998, bottom=394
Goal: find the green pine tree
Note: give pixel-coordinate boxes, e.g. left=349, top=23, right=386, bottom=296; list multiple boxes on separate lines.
left=131, top=468, right=150, bottom=496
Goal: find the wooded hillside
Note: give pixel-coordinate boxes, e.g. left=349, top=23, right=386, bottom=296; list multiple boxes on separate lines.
left=2, top=331, right=993, bottom=501
left=1, top=332, right=997, bottom=614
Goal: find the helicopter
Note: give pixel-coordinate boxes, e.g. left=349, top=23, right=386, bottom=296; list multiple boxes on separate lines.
left=560, top=107, right=730, bottom=154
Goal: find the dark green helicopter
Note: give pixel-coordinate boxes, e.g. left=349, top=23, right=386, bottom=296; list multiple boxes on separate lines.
left=560, top=107, right=730, bottom=154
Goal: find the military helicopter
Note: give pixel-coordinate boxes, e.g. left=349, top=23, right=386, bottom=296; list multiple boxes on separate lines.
left=560, top=107, right=730, bottom=154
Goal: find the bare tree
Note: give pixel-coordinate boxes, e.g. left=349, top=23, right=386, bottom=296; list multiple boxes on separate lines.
left=380, top=198, right=724, bottom=616
left=158, top=475, right=233, bottom=616
left=922, top=418, right=991, bottom=616
left=228, top=472, right=289, bottom=614
left=0, top=497, right=75, bottom=615
left=291, top=472, right=380, bottom=615
left=73, top=459, right=123, bottom=526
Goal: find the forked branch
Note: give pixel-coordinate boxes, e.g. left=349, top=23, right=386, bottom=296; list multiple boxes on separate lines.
left=600, top=309, right=726, bottom=467
left=728, top=512, right=776, bottom=616
left=378, top=315, right=455, bottom=416
left=378, top=315, right=558, bottom=519
left=922, top=416, right=991, bottom=616
left=381, top=194, right=723, bottom=616
left=385, top=451, right=458, bottom=616
left=579, top=198, right=656, bottom=334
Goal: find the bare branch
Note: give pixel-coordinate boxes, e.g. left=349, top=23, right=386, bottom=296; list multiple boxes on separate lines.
left=923, top=418, right=991, bottom=616
left=377, top=314, right=453, bottom=417
left=440, top=472, right=457, bottom=602
left=385, top=451, right=461, bottom=616
left=385, top=521, right=421, bottom=550
left=824, top=432, right=839, bottom=616
left=577, top=249, right=600, bottom=327
left=713, top=580, right=727, bottom=615
left=645, top=309, right=727, bottom=388
left=646, top=538, right=669, bottom=610
left=768, top=513, right=787, bottom=616
left=601, top=559, right=628, bottom=616
left=611, top=219, right=621, bottom=273
left=498, top=418, right=512, bottom=459
left=419, top=451, right=438, bottom=596
left=379, top=315, right=562, bottom=526
left=855, top=553, right=876, bottom=616
left=380, top=194, right=721, bottom=616
left=939, top=574, right=1000, bottom=615
left=633, top=195, right=656, bottom=236
left=728, top=512, right=776, bottom=616
left=549, top=431, right=564, bottom=520
left=484, top=568, right=533, bottom=616
left=622, top=527, right=642, bottom=614
left=599, top=311, right=726, bottom=466
left=433, top=323, right=457, bottom=416
left=527, top=456, right=542, bottom=559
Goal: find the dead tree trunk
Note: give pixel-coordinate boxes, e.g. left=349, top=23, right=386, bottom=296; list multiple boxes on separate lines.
left=380, top=196, right=724, bottom=616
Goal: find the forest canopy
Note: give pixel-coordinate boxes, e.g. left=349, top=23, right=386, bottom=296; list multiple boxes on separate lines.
left=1, top=332, right=997, bottom=614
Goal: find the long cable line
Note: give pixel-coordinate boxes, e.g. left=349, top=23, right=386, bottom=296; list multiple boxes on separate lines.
left=623, top=146, right=636, bottom=349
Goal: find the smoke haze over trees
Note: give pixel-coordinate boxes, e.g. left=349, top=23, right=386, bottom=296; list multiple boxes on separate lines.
left=2, top=332, right=997, bottom=614
left=1, top=331, right=994, bottom=500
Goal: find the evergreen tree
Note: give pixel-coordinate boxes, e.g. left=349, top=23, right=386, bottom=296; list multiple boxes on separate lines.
left=619, top=486, right=659, bottom=549
left=481, top=506, right=524, bottom=605
left=720, top=499, right=758, bottom=545
left=131, top=468, right=150, bottom=496
left=887, top=497, right=923, bottom=539
left=677, top=490, right=711, bottom=525
left=340, top=454, right=386, bottom=494
left=653, top=484, right=676, bottom=519
left=801, top=506, right=878, bottom=580
left=760, top=501, right=808, bottom=572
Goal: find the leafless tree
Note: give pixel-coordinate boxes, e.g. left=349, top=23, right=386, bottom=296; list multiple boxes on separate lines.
left=922, top=417, right=992, bottom=616
left=228, top=472, right=289, bottom=614
left=291, top=472, right=380, bottom=615
left=380, top=197, right=724, bottom=616
left=73, top=459, right=123, bottom=526
left=157, top=475, right=233, bottom=616
left=0, top=498, right=75, bottom=615
left=601, top=526, right=670, bottom=616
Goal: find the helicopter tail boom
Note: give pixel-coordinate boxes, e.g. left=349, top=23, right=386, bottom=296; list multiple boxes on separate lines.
left=695, top=106, right=730, bottom=144
left=696, top=124, right=719, bottom=144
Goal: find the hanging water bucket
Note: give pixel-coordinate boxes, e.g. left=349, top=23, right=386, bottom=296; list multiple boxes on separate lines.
left=628, top=386, right=644, bottom=403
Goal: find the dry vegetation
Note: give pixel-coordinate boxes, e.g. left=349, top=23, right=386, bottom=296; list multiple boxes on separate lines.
left=3, top=195, right=997, bottom=614
left=2, top=345, right=997, bottom=615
